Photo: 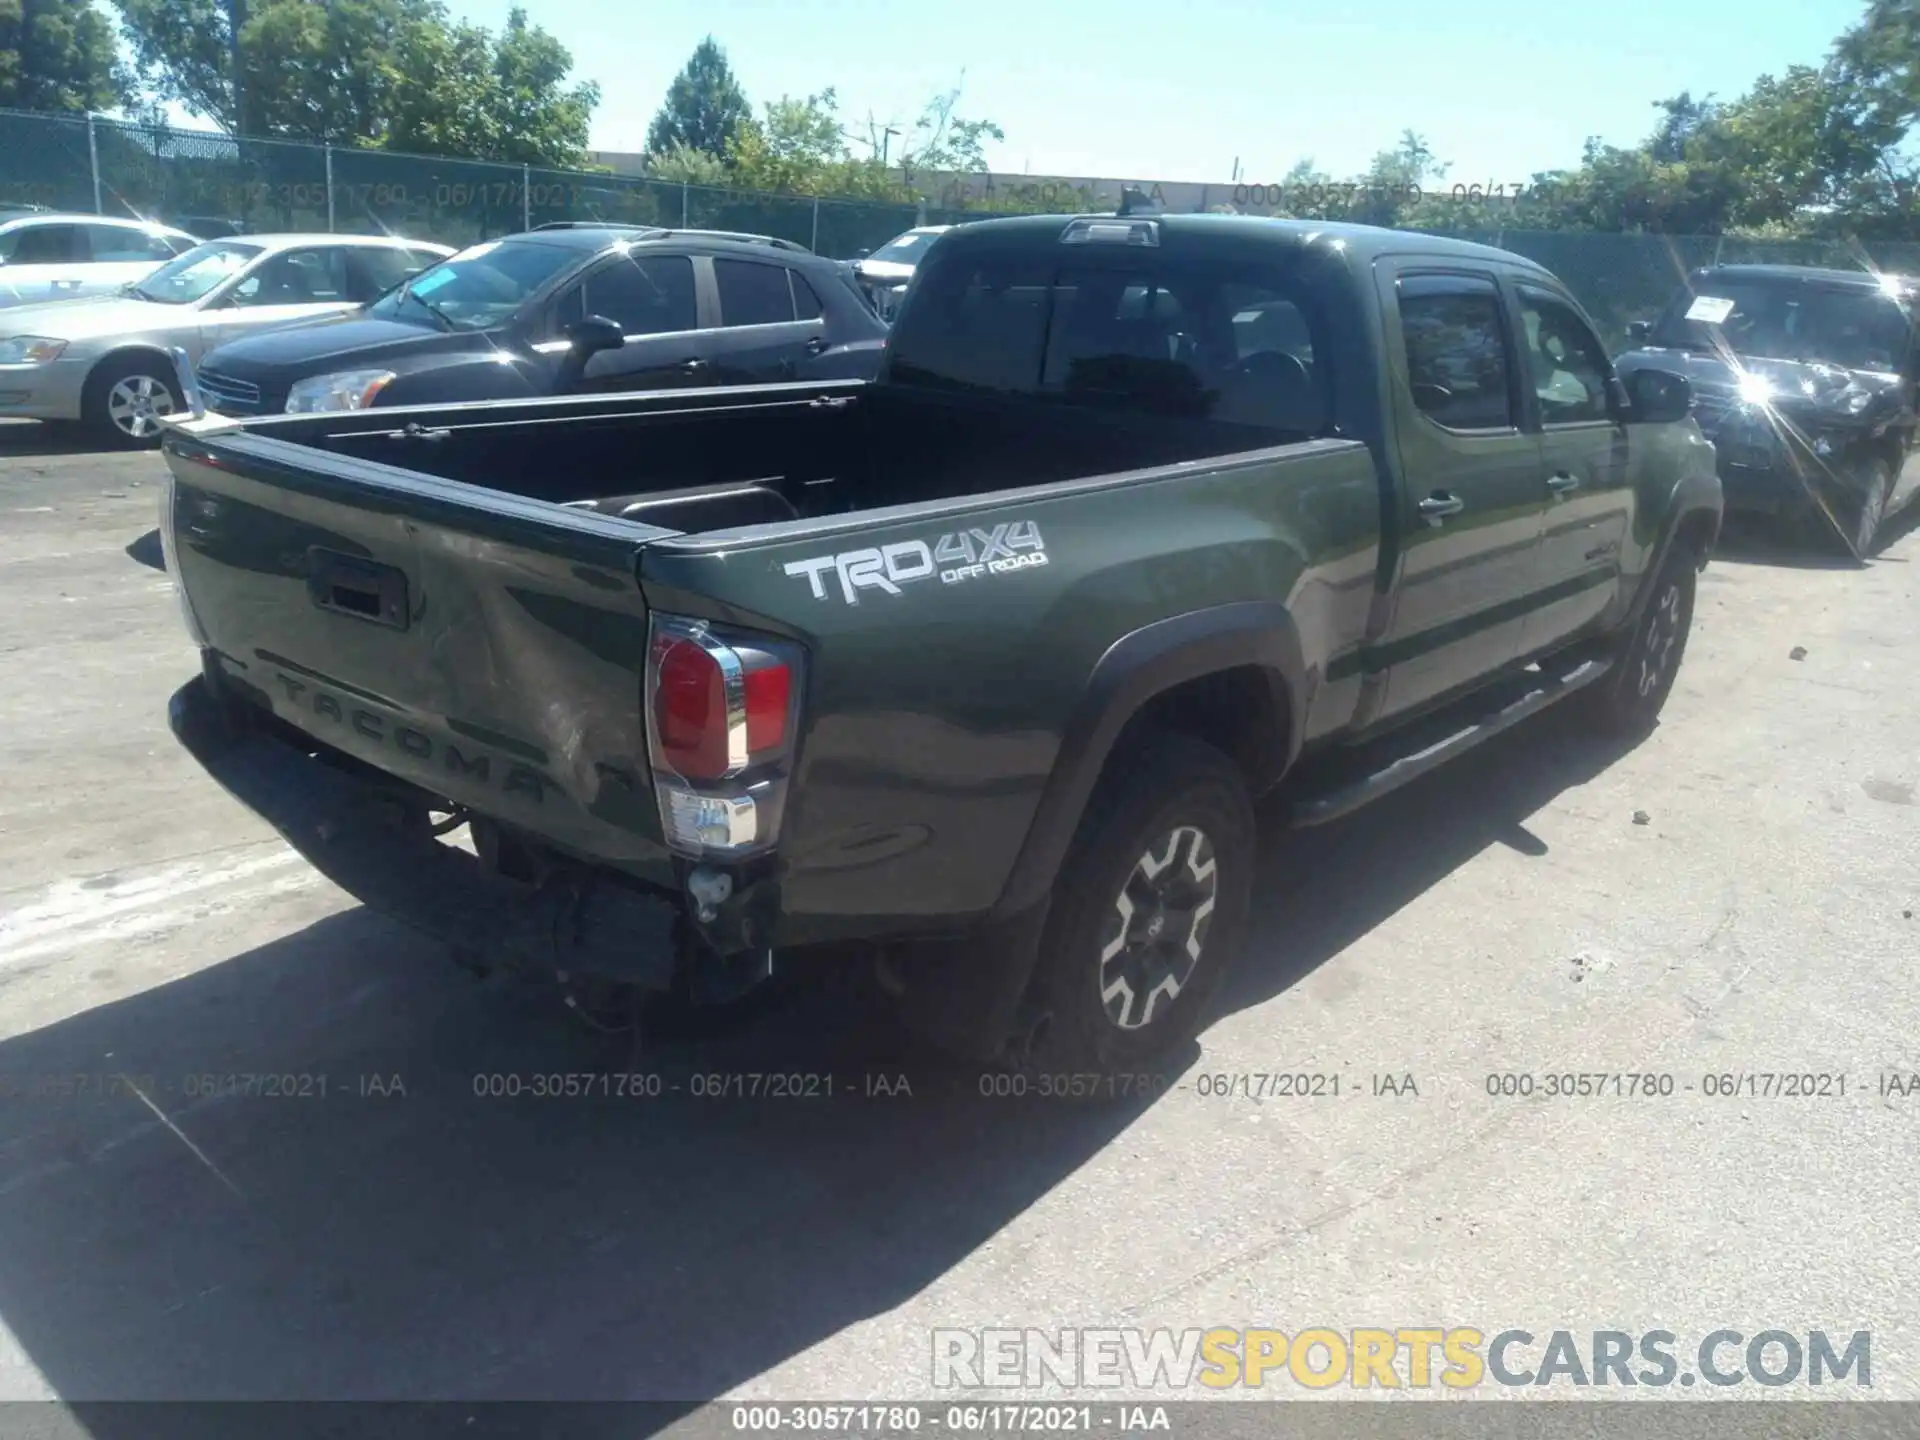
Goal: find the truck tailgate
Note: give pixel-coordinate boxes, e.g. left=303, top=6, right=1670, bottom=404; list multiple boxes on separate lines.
left=161, top=426, right=678, bottom=882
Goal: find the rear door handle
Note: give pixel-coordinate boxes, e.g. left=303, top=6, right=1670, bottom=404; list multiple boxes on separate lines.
left=679, top=358, right=707, bottom=373
left=803, top=337, right=828, bottom=355
left=1418, top=492, right=1465, bottom=525
left=1547, top=472, right=1581, bottom=495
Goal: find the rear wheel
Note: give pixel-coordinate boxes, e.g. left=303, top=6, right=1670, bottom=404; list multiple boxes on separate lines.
left=83, top=353, right=181, bottom=449
left=1578, top=542, right=1698, bottom=736
left=1014, top=733, right=1255, bottom=1073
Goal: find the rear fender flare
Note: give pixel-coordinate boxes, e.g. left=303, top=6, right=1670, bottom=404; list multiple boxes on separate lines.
left=991, top=600, right=1307, bottom=920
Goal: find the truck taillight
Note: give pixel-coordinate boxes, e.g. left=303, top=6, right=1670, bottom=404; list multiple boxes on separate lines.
left=645, top=614, right=804, bottom=859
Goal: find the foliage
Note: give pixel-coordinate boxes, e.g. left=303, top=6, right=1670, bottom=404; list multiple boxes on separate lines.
left=644, top=36, right=750, bottom=162
left=111, top=0, right=596, bottom=164
left=0, top=0, right=127, bottom=112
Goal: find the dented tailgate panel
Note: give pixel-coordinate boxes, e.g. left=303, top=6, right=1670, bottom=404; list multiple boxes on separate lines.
left=162, top=428, right=678, bottom=884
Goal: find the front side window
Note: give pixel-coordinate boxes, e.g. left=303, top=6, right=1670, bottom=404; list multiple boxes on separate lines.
left=1517, top=285, right=1613, bottom=423
left=127, top=240, right=263, bottom=304
left=578, top=253, right=697, bottom=334
left=1397, top=273, right=1516, bottom=430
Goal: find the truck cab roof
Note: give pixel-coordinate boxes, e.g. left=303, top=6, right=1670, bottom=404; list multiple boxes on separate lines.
left=937, top=211, right=1559, bottom=278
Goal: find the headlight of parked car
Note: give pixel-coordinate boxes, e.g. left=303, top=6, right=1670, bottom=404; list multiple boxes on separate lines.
left=0, top=336, right=68, bottom=365
left=285, top=368, right=396, bottom=414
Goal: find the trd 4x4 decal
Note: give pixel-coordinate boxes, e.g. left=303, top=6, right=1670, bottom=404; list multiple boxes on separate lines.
left=783, top=520, right=1048, bottom=605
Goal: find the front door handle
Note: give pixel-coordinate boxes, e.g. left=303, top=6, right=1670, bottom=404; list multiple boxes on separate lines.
left=679, top=357, right=707, bottom=373
left=803, top=336, right=828, bottom=355
left=1547, top=471, right=1581, bottom=495
left=1418, top=492, right=1465, bottom=525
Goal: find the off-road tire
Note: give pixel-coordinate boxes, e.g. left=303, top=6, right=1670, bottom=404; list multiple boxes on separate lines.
left=1578, top=542, right=1698, bottom=737
left=1014, top=732, right=1256, bottom=1074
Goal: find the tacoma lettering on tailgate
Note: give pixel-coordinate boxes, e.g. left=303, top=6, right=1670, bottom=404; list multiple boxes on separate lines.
left=274, top=673, right=550, bottom=804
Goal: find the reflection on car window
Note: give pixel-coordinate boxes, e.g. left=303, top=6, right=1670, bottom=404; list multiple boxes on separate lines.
left=1517, top=286, right=1611, bottom=423
left=231, top=248, right=351, bottom=306
left=353, top=247, right=436, bottom=299
left=84, top=224, right=177, bottom=263
left=5, top=224, right=84, bottom=265
left=366, top=239, right=578, bottom=330
left=1398, top=275, right=1515, bottom=429
left=888, top=251, right=1332, bottom=436
left=715, top=258, right=795, bottom=326
left=129, top=241, right=264, bottom=303
left=583, top=253, right=697, bottom=334
left=869, top=230, right=943, bottom=264
left=1652, top=276, right=1912, bottom=371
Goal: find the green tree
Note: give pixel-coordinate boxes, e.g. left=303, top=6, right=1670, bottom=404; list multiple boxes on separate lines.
left=0, top=0, right=126, bottom=111
left=645, top=36, right=750, bottom=161
left=113, top=0, right=596, bottom=162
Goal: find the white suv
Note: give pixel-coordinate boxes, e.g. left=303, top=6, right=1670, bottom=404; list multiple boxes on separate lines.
left=0, top=213, right=201, bottom=309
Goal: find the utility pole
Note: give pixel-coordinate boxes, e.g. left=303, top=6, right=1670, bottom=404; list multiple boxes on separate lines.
left=881, top=127, right=899, bottom=168
left=226, top=0, right=246, bottom=134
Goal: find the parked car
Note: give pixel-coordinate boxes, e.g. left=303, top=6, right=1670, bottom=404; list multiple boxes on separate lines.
left=190, top=225, right=890, bottom=418
left=0, top=232, right=451, bottom=446
left=851, top=224, right=950, bottom=319
left=0, top=213, right=200, bottom=309
left=159, top=212, right=1719, bottom=1071
left=1615, top=263, right=1920, bottom=556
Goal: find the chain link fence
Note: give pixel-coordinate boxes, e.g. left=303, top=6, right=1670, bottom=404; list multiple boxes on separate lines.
left=7, top=106, right=1920, bottom=340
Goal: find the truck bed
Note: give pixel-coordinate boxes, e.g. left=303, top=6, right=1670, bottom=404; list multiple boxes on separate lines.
left=228, top=378, right=1323, bottom=536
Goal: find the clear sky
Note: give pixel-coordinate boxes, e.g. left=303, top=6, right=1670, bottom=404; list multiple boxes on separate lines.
left=443, top=0, right=1865, bottom=182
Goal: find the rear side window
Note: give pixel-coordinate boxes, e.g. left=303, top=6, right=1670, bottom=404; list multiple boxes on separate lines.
left=715, top=257, right=797, bottom=326
left=791, top=271, right=823, bottom=320
left=889, top=249, right=1335, bottom=436
left=1397, top=273, right=1516, bottom=430
left=351, top=247, right=435, bottom=300
left=84, top=224, right=177, bottom=262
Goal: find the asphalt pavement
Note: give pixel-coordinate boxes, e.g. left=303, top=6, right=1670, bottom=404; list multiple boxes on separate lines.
left=0, top=419, right=1916, bottom=1415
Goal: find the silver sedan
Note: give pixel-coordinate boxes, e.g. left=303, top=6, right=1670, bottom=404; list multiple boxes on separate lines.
left=0, top=232, right=453, bottom=446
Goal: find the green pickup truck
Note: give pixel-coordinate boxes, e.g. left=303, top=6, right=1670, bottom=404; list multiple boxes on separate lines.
left=159, top=212, right=1722, bottom=1070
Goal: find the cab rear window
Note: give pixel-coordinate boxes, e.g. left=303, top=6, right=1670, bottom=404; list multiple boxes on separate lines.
left=886, top=249, right=1334, bottom=436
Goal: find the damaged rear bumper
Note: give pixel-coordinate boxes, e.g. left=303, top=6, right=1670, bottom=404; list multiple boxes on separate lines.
left=168, top=673, right=682, bottom=990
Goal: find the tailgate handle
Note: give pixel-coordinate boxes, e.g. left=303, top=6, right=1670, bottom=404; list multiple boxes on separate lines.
left=308, top=549, right=409, bottom=630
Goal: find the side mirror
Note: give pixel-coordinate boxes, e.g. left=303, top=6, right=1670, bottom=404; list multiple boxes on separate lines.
left=852, top=249, right=870, bottom=261
left=1625, top=367, right=1692, bottom=424
left=565, top=314, right=624, bottom=357
left=1626, top=319, right=1653, bottom=344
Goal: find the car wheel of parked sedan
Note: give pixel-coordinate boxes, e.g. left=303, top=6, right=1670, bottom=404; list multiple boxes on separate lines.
left=1014, top=733, right=1255, bottom=1074
left=1580, top=542, right=1699, bottom=737
left=83, top=354, right=182, bottom=449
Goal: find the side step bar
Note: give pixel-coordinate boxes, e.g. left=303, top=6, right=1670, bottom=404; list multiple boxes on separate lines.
left=1287, top=655, right=1614, bottom=828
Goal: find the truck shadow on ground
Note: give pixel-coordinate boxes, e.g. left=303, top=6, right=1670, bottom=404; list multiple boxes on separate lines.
left=0, top=421, right=103, bottom=458
left=0, top=701, right=1651, bottom=1420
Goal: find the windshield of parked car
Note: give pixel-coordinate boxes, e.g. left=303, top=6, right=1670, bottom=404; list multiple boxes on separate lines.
left=365, top=239, right=580, bottom=331
left=1650, top=277, right=1913, bottom=372
left=869, top=231, right=943, bottom=264
left=129, top=241, right=263, bottom=303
